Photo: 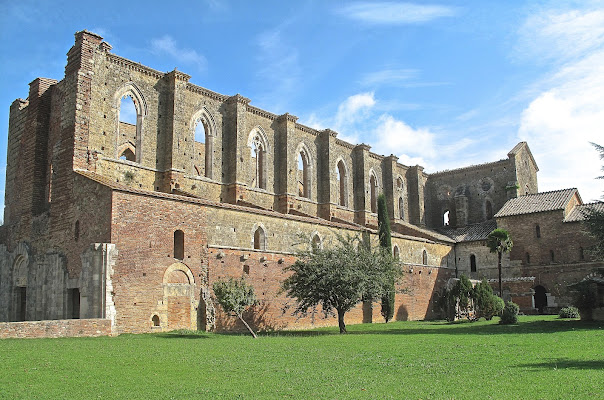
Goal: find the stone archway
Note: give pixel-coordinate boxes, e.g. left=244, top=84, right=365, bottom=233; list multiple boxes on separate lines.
left=162, top=263, right=196, bottom=330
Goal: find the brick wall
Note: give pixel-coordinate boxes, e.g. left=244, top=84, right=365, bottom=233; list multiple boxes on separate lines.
left=0, top=318, right=112, bottom=339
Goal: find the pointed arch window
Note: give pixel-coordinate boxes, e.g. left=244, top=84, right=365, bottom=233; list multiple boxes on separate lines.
left=393, top=245, right=400, bottom=260
left=298, top=150, right=310, bottom=198
left=191, top=109, right=215, bottom=179
left=370, top=174, right=378, bottom=213
left=253, top=226, right=266, bottom=250
left=443, top=210, right=450, bottom=226
left=422, top=250, right=428, bottom=265
left=249, top=129, right=268, bottom=190
left=119, top=147, right=136, bottom=162
left=311, top=234, right=322, bottom=251
left=115, top=84, right=147, bottom=164
left=470, top=254, right=477, bottom=272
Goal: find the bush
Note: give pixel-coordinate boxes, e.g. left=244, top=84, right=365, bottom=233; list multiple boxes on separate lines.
left=559, top=306, right=580, bottom=319
left=492, top=296, right=505, bottom=318
left=473, top=280, right=504, bottom=320
left=500, top=301, right=519, bottom=324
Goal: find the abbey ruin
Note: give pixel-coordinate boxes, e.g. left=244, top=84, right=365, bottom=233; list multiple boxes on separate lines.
left=1, top=31, right=601, bottom=337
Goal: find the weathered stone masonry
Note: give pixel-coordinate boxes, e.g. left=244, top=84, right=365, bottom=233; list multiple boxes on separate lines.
left=1, top=30, right=599, bottom=337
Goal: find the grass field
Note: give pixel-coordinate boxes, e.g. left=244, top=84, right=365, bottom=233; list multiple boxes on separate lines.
left=1, top=315, right=602, bottom=399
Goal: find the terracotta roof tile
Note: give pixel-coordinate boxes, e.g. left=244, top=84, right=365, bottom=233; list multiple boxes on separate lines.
left=565, top=202, right=604, bottom=222
left=495, top=188, right=578, bottom=218
left=437, top=220, right=497, bottom=242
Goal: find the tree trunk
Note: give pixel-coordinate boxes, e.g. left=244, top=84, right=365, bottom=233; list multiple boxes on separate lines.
left=237, top=313, right=257, bottom=338
left=498, top=251, right=503, bottom=298
left=337, top=308, right=347, bottom=334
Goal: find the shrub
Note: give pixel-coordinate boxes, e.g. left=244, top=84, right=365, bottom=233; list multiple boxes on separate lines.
left=492, top=296, right=505, bottom=318
left=500, top=301, right=519, bottom=324
left=473, top=280, right=504, bottom=320
left=558, top=306, right=580, bottom=319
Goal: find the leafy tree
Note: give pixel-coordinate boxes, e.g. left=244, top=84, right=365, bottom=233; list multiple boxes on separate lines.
left=486, top=228, right=513, bottom=297
left=472, top=279, right=504, bottom=320
left=282, top=233, right=400, bottom=333
left=213, top=277, right=258, bottom=338
left=581, top=142, right=604, bottom=260
left=378, top=194, right=395, bottom=323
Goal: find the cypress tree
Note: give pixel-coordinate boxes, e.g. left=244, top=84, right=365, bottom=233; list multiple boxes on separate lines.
left=378, top=194, right=395, bottom=322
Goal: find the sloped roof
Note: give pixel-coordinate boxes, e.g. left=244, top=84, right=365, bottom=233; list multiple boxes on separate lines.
left=495, top=188, right=579, bottom=218
left=565, top=202, right=604, bottom=222
left=437, top=220, right=497, bottom=242
left=75, top=170, right=453, bottom=244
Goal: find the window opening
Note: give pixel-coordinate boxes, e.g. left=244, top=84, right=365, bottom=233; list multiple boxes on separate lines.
left=253, top=227, right=266, bottom=250
left=312, top=235, right=321, bottom=251
left=550, top=250, right=555, bottom=262
left=399, top=197, right=404, bottom=220
left=250, top=135, right=266, bottom=189
left=397, top=177, right=403, bottom=190
left=174, top=230, right=184, bottom=260
left=119, top=147, right=135, bottom=162
left=443, top=210, right=450, bottom=226
left=393, top=246, right=400, bottom=260
left=579, top=246, right=585, bottom=261
left=74, top=220, right=80, bottom=242
left=370, top=175, right=377, bottom=213
left=536, top=224, right=541, bottom=238
left=470, top=254, right=477, bottom=272
left=152, top=315, right=160, bottom=327
left=337, top=160, right=346, bottom=206
left=298, top=151, right=310, bottom=198
left=422, top=250, right=428, bottom=265
left=69, top=288, right=80, bottom=319
left=485, top=200, right=493, bottom=220
left=16, top=286, right=26, bottom=322
left=526, top=252, right=531, bottom=264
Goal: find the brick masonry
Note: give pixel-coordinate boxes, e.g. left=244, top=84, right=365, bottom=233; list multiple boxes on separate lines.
left=0, top=30, right=600, bottom=337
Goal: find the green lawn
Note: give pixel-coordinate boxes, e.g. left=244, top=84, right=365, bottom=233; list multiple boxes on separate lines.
left=1, top=315, right=602, bottom=399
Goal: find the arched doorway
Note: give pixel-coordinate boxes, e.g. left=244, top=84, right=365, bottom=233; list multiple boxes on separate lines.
left=534, top=285, right=547, bottom=314
left=162, top=263, right=196, bottom=330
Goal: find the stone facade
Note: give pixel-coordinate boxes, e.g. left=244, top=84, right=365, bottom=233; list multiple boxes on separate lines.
left=1, top=30, right=600, bottom=337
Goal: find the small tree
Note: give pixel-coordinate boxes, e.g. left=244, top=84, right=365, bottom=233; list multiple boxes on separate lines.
left=486, top=228, right=513, bottom=297
left=213, top=277, right=258, bottom=338
left=581, top=143, right=604, bottom=260
left=378, top=194, right=395, bottom=323
left=282, top=233, right=400, bottom=333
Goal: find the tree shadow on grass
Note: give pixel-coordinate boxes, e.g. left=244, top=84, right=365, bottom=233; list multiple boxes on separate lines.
left=517, top=358, right=604, bottom=371
left=155, top=330, right=211, bottom=339
left=258, top=319, right=603, bottom=337
left=359, top=319, right=603, bottom=336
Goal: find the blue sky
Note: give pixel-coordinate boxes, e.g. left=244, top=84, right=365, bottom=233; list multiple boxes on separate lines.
left=1, top=0, right=603, bottom=214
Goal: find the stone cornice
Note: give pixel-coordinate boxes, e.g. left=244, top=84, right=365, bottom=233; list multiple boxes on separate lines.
left=247, top=105, right=277, bottom=120
left=106, top=53, right=164, bottom=79
left=185, top=83, right=229, bottom=102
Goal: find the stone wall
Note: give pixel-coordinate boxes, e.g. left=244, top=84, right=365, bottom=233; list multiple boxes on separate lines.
left=0, top=319, right=112, bottom=339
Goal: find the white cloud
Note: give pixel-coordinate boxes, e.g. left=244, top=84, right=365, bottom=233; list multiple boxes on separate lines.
left=517, top=8, right=604, bottom=63
left=372, top=114, right=436, bottom=159
left=338, top=2, right=458, bottom=24
left=334, top=92, right=376, bottom=133
left=151, top=36, right=207, bottom=71
left=517, top=6, right=604, bottom=202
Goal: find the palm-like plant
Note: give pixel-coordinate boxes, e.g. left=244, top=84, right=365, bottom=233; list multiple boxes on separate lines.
left=486, top=229, right=513, bottom=297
